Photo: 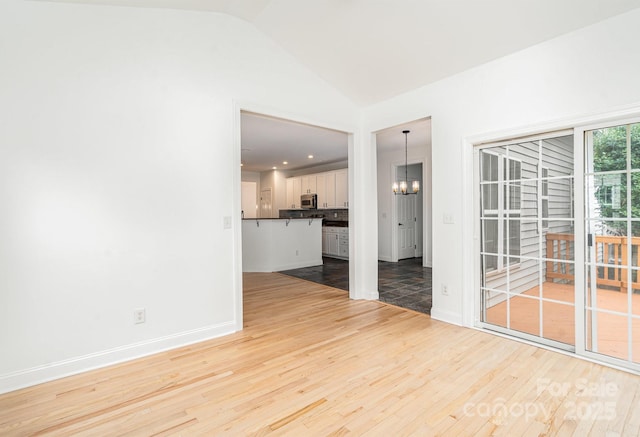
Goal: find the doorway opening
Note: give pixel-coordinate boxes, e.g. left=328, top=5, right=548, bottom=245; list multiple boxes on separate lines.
left=375, top=117, right=432, bottom=313
left=238, top=110, right=352, bottom=315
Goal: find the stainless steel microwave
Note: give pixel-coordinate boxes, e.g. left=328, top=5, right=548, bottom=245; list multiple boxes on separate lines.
left=301, top=193, right=317, bottom=209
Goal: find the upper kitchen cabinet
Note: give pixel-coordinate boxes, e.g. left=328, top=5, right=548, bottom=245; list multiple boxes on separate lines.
left=316, top=169, right=348, bottom=209
left=335, top=169, right=348, bottom=208
left=286, top=168, right=348, bottom=210
left=300, top=174, right=317, bottom=195
left=316, top=172, right=335, bottom=208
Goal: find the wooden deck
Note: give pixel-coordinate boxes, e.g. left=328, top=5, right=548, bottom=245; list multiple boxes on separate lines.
left=486, top=281, right=640, bottom=362
left=2, top=273, right=640, bottom=435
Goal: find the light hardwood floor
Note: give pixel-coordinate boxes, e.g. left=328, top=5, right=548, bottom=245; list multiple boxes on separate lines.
left=2, top=273, right=640, bottom=435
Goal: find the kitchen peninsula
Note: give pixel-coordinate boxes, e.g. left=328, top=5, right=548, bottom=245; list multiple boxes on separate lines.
left=279, top=208, right=349, bottom=260
left=241, top=218, right=322, bottom=272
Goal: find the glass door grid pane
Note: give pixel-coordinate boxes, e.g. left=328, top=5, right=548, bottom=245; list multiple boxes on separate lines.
left=584, top=122, right=640, bottom=363
left=480, top=134, right=575, bottom=347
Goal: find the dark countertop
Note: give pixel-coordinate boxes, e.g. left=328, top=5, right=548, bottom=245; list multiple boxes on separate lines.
left=246, top=218, right=347, bottom=227
left=242, top=217, right=313, bottom=220
left=322, top=220, right=348, bottom=227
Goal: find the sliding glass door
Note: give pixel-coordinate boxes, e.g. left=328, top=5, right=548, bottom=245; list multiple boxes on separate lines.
left=584, top=121, right=640, bottom=367
left=476, top=118, right=640, bottom=371
left=478, top=132, right=575, bottom=349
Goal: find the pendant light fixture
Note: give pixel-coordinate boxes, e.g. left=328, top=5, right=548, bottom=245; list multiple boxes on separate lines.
left=392, top=130, right=419, bottom=195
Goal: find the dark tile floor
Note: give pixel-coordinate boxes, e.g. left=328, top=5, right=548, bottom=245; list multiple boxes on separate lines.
left=378, top=257, right=432, bottom=314
left=280, top=257, right=432, bottom=314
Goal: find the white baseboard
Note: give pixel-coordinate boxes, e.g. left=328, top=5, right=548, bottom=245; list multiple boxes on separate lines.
left=350, top=289, right=379, bottom=300
left=378, top=255, right=393, bottom=262
left=273, top=258, right=323, bottom=271
left=0, top=321, right=237, bottom=395
left=430, top=306, right=463, bottom=326
left=365, top=290, right=380, bottom=300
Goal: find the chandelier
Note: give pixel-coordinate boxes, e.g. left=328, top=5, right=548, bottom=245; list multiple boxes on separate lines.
left=392, top=130, right=419, bottom=195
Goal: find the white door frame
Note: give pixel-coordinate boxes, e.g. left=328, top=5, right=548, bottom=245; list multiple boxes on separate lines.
left=234, top=101, right=359, bottom=331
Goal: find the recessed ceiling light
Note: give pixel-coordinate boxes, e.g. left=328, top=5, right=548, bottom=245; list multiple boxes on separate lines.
left=283, top=161, right=288, bottom=165
left=240, top=163, right=243, bottom=167
left=308, top=155, right=314, bottom=159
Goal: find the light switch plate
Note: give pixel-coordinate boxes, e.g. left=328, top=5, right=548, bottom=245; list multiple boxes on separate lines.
left=223, top=216, right=232, bottom=229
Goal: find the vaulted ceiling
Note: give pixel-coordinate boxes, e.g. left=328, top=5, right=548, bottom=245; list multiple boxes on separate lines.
left=44, top=0, right=640, bottom=106
left=40, top=0, right=640, bottom=170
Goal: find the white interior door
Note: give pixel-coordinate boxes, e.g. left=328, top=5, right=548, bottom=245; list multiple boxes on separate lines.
left=397, top=195, right=417, bottom=259
left=260, top=188, right=272, bottom=218
left=241, top=181, right=257, bottom=218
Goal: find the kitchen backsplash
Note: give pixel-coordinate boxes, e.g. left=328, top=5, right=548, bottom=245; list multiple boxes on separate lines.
left=279, top=208, right=348, bottom=222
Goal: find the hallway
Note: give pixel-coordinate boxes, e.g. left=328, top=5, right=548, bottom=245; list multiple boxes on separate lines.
left=280, top=257, right=432, bottom=314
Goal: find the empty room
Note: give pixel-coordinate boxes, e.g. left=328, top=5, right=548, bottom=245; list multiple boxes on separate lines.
left=3, top=1, right=640, bottom=435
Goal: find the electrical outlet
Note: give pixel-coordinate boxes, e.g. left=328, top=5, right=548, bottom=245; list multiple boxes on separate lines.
left=441, top=284, right=449, bottom=295
left=134, top=308, right=146, bottom=324
left=295, top=249, right=299, bottom=256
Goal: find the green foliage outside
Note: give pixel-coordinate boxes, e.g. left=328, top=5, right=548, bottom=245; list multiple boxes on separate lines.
left=592, top=123, right=640, bottom=234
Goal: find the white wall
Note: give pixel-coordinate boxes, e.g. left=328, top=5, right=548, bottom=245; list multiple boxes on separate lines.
left=0, top=0, right=357, bottom=393
left=364, top=8, right=640, bottom=326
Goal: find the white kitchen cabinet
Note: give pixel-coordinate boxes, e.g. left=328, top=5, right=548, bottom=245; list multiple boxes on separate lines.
left=286, top=169, right=347, bottom=210
left=285, top=177, right=302, bottom=209
left=321, top=228, right=327, bottom=253
left=335, top=169, right=348, bottom=208
left=300, top=174, right=317, bottom=195
left=338, top=231, right=349, bottom=257
left=322, top=226, right=348, bottom=259
left=316, top=172, right=335, bottom=209
left=328, top=230, right=340, bottom=256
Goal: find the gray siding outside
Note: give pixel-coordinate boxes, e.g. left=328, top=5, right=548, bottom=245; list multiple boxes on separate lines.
left=482, top=135, right=574, bottom=308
